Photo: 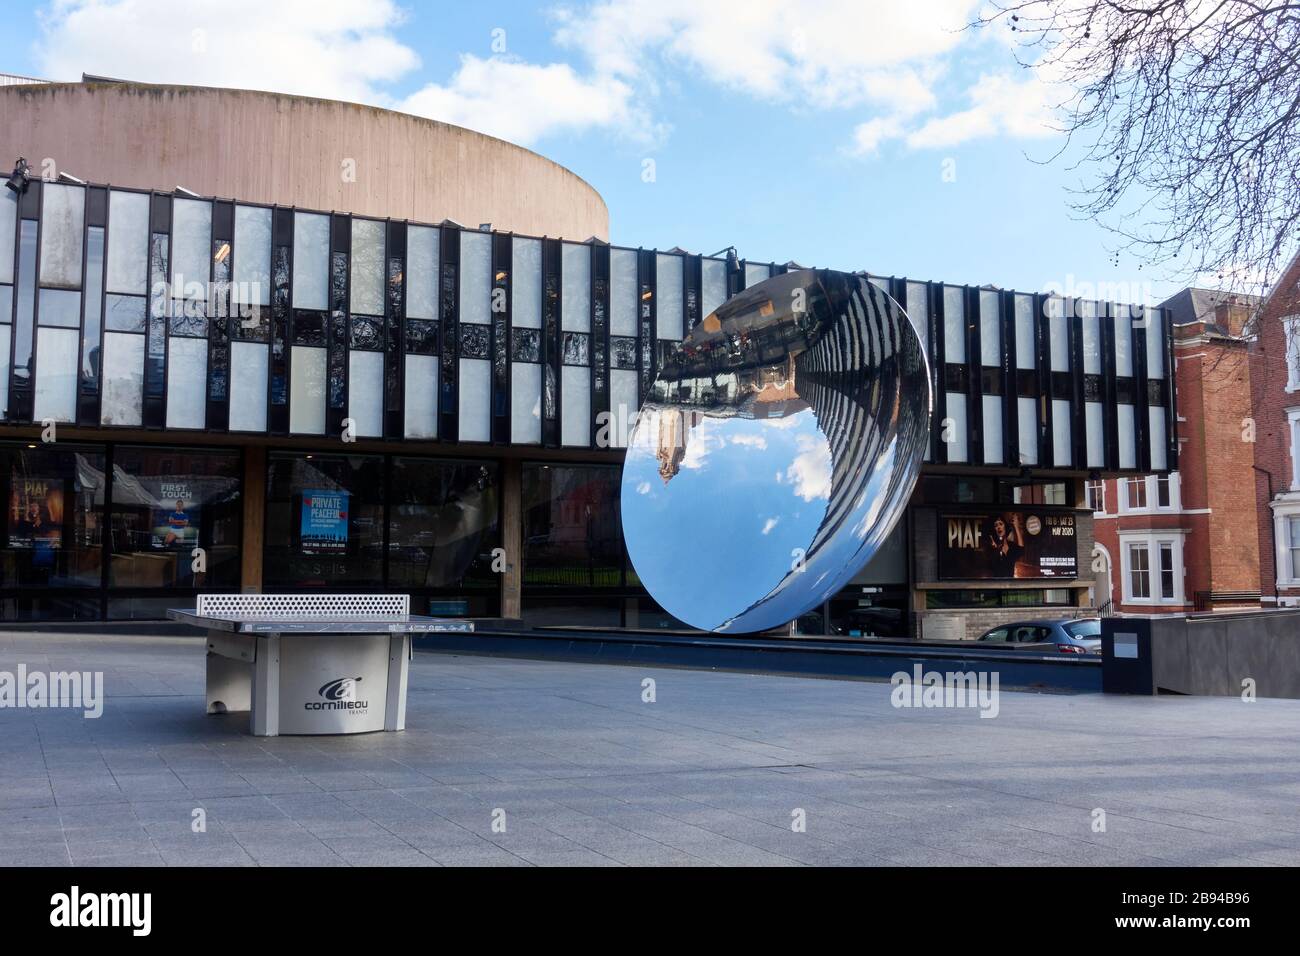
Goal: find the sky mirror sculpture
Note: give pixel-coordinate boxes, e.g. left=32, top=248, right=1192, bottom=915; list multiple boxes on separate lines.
left=620, top=269, right=931, bottom=633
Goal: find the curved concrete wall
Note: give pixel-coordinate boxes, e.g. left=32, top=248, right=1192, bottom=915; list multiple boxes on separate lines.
left=0, top=82, right=608, bottom=240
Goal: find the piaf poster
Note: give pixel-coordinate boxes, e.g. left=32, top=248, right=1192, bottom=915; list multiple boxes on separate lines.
left=938, top=510, right=1077, bottom=580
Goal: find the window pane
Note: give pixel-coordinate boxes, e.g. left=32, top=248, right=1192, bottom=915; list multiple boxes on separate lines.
left=229, top=340, right=268, bottom=432
left=610, top=248, right=637, bottom=336
left=0, top=190, right=16, bottom=285
left=1159, top=542, right=1175, bottom=599
left=264, top=452, right=385, bottom=589
left=289, top=345, right=327, bottom=434
left=33, top=327, right=78, bottom=422
left=1156, top=475, right=1171, bottom=508
left=106, top=191, right=150, bottom=295
left=1129, top=544, right=1150, bottom=598
left=943, top=285, right=965, bottom=362
left=170, top=198, right=211, bottom=304
left=39, top=183, right=85, bottom=290
left=165, top=336, right=207, bottom=429
left=561, top=242, right=590, bottom=332
left=406, top=225, right=439, bottom=320
left=100, top=331, right=145, bottom=425
left=233, top=206, right=271, bottom=306
left=700, top=257, right=726, bottom=319
left=38, top=288, right=81, bottom=327
left=388, top=458, right=499, bottom=592
left=108, top=446, right=241, bottom=588
left=511, top=237, right=541, bottom=330
left=459, top=231, right=491, bottom=325
left=522, top=464, right=623, bottom=588
left=291, top=213, right=329, bottom=311
left=656, top=253, right=683, bottom=341
left=0, top=442, right=104, bottom=587
left=979, top=289, right=1000, bottom=366
left=350, top=218, right=385, bottom=316
left=13, top=220, right=37, bottom=388
left=0, top=443, right=105, bottom=589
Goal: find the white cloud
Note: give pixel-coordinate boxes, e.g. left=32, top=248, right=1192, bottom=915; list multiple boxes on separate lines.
left=784, top=435, right=832, bottom=502
left=554, top=0, right=972, bottom=113
left=761, top=517, right=779, bottom=535
left=905, top=72, right=1057, bottom=148
left=398, top=55, right=644, bottom=146
left=850, top=71, right=1058, bottom=154
left=33, top=0, right=1061, bottom=153
left=35, top=0, right=419, bottom=104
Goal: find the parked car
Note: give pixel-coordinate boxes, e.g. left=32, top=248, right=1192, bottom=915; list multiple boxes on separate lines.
left=976, top=618, right=1102, bottom=655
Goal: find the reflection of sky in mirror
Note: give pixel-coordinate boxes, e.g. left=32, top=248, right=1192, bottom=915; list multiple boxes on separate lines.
left=621, top=405, right=831, bottom=631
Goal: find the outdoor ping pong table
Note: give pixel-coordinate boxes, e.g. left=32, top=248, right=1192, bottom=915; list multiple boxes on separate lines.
left=168, top=594, right=473, bottom=737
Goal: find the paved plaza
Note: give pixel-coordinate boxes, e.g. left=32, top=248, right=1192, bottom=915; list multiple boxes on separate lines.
left=1, top=630, right=1298, bottom=867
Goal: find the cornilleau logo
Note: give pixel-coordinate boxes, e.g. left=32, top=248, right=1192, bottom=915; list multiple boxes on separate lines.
left=306, top=677, right=368, bottom=712
left=320, top=677, right=361, bottom=700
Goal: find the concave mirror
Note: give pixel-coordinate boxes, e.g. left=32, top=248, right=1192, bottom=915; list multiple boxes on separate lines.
left=620, top=269, right=931, bottom=633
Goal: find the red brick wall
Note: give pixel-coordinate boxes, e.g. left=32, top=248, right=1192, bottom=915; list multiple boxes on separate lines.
left=1250, top=255, right=1300, bottom=601
left=1091, top=323, right=1260, bottom=613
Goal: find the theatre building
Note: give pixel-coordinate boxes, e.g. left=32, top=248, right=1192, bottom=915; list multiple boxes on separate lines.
left=0, top=80, right=1176, bottom=637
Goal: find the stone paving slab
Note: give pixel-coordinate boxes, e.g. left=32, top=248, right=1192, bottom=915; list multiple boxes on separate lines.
left=1, top=630, right=1298, bottom=867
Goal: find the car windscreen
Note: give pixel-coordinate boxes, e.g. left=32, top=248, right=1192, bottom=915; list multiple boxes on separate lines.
left=1064, top=620, right=1101, bottom=638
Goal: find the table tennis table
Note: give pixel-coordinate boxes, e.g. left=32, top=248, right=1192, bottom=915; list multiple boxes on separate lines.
left=168, top=594, right=473, bottom=737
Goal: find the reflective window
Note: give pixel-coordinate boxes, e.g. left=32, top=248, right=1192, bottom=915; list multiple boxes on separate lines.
left=459, top=230, right=491, bottom=325
left=171, top=198, right=211, bottom=307
left=656, top=253, right=683, bottom=341
left=406, top=225, right=439, bottom=320
left=610, top=248, right=637, bottom=336
left=228, top=341, right=269, bottom=432
left=106, top=191, right=150, bottom=295
left=82, top=227, right=105, bottom=401
left=388, top=458, right=499, bottom=593
left=701, top=257, right=727, bottom=319
left=291, top=212, right=329, bottom=311
left=37, top=288, right=81, bottom=327
left=264, top=452, right=386, bottom=589
left=350, top=218, right=386, bottom=316
left=233, top=205, right=271, bottom=305
left=39, top=183, right=84, bottom=290
left=100, top=332, right=145, bottom=425
left=522, top=464, right=623, bottom=587
left=561, top=242, right=590, bottom=332
left=13, top=220, right=36, bottom=388
left=108, top=446, right=240, bottom=589
left=0, top=443, right=105, bottom=590
left=0, top=190, right=16, bottom=285
left=511, top=237, right=541, bottom=329
left=33, top=327, right=78, bottom=422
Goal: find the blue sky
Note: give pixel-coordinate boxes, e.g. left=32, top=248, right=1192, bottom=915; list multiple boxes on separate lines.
left=4, top=0, right=1182, bottom=304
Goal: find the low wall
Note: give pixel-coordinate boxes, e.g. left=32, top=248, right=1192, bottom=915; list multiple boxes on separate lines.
left=1102, top=610, right=1300, bottom=698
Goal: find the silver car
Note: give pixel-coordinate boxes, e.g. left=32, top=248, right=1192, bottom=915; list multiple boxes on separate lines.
left=976, top=618, right=1102, bottom=655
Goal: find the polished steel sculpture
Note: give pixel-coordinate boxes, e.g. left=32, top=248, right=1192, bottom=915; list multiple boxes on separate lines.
left=620, top=269, right=931, bottom=633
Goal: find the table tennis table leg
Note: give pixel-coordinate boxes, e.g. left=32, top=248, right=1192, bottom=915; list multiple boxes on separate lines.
left=385, top=633, right=410, bottom=731
left=251, top=633, right=281, bottom=737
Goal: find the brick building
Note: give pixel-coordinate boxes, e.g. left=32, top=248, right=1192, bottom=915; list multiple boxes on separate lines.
left=1249, top=252, right=1300, bottom=608
left=1090, top=288, right=1261, bottom=614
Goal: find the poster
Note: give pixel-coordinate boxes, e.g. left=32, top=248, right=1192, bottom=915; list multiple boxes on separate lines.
left=937, top=510, right=1077, bottom=580
left=301, top=489, right=349, bottom=555
left=151, top=481, right=198, bottom=549
left=8, top=479, right=64, bottom=564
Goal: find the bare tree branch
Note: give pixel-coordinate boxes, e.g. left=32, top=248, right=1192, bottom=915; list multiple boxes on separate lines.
left=975, top=0, right=1300, bottom=302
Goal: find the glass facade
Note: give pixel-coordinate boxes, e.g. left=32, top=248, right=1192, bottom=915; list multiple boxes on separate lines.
left=0, top=441, right=240, bottom=620
left=264, top=452, right=500, bottom=616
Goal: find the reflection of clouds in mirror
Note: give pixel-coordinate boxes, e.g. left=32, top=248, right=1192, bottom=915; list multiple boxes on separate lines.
left=785, top=431, right=833, bottom=502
